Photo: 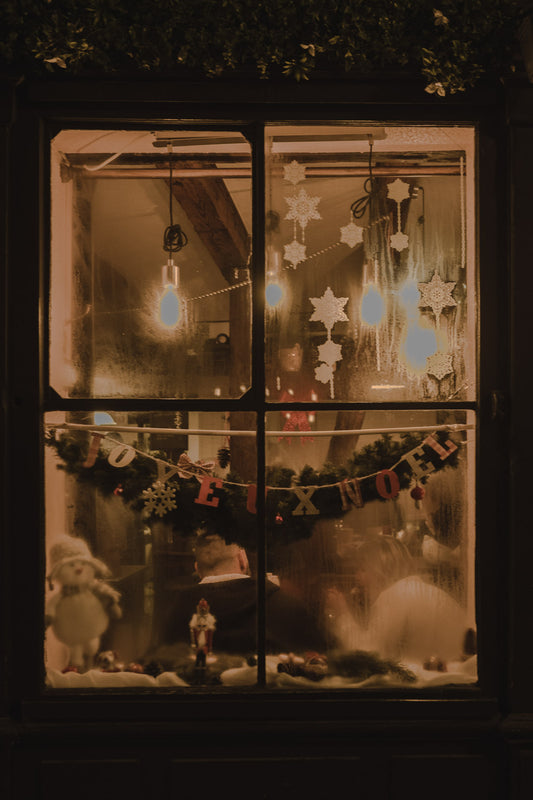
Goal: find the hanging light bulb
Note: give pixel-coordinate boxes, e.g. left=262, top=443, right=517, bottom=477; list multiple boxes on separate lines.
left=156, top=142, right=188, bottom=329
left=159, top=258, right=180, bottom=328
left=94, top=412, right=116, bottom=425
left=401, top=320, right=438, bottom=372
left=361, top=284, right=385, bottom=326
left=265, top=245, right=284, bottom=309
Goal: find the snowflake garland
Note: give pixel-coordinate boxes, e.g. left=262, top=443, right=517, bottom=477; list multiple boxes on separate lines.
left=284, top=239, right=307, bottom=268
left=281, top=160, right=321, bottom=270
left=310, top=286, right=349, bottom=399
left=285, top=188, right=321, bottom=233
left=387, top=178, right=411, bottom=253
left=426, top=352, right=454, bottom=381
left=340, top=220, right=364, bottom=248
left=418, top=271, right=457, bottom=327
left=142, top=480, right=177, bottom=518
left=283, top=159, right=306, bottom=185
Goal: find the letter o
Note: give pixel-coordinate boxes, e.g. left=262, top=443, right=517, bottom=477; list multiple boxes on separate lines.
left=108, top=445, right=136, bottom=468
left=376, top=469, right=400, bottom=500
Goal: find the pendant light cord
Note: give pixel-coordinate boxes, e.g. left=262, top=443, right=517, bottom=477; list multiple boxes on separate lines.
left=163, top=152, right=188, bottom=254
left=350, top=135, right=377, bottom=220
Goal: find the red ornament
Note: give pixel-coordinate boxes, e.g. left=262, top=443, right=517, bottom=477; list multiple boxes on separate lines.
left=113, top=484, right=123, bottom=496
left=410, top=484, right=425, bottom=509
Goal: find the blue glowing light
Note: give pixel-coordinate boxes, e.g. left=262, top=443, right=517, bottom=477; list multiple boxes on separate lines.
left=94, top=412, right=116, bottom=425
left=361, top=286, right=385, bottom=325
left=399, top=279, right=420, bottom=309
left=159, top=285, right=180, bottom=328
left=266, top=282, right=283, bottom=308
left=403, top=323, right=438, bottom=371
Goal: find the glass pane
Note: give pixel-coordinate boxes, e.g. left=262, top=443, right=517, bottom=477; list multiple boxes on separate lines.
left=50, top=130, right=252, bottom=398
left=44, top=411, right=258, bottom=688
left=265, top=125, right=475, bottom=403
left=265, top=409, right=477, bottom=688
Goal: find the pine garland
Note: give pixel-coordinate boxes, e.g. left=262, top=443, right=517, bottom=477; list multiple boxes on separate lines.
left=45, top=427, right=460, bottom=548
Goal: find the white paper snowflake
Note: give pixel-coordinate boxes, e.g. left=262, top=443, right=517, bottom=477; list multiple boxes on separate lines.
left=283, top=159, right=306, bottom=185
left=318, top=338, right=342, bottom=365
left=284, top=239, right=307, bottom=268
left=418, top=271, right=457, bottom=326
left=426, top=352, right=454, bottom=381
left=285, top=188, right=321, bottom=229
left=315, top=362, right=334, bottom=385
left=390, top=231, right=409, bottom=252
left=142, top=480, right=177, bottom=518
left=340, top=221, right=364, bottom=248
left=387, top=178, right=411, bottom=203
left=309, top=286, right=349, bottom=331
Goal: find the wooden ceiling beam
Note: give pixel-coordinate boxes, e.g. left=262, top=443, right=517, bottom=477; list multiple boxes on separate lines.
left=168, top=160, right=250, bottom=282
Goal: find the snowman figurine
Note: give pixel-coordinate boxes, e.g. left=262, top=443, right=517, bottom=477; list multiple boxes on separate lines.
left=46, top=534, right=122, bottom=672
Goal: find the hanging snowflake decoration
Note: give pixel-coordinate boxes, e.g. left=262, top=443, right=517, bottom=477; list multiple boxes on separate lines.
left=427, top=352, right=454, bottom=381
left=418, top=271, right=457, bottom=327
left=310, top=286, right=348, bottom=399
left=387, top=178, right=411, bottom=204
left=142, top=480, right=177, bottom=518
left=315, top=362, right=334, bottom=385
left=285, top=188, right=321, bottom=233
left=283, top=159, right=306, bottom=185
left=284, top=239, right=307, bottom=268
left=317, top=338, right=343, bottom=365
left=310, top=286, right=349, bottom=330
left=389, top=231, right=409, bottom=252
left=387, top=178, right=410, bottom=253
left=340, top=221, right=364, bottom=248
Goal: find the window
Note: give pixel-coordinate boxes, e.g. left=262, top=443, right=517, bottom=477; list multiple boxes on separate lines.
left=45, top=123, right=477, bottom=691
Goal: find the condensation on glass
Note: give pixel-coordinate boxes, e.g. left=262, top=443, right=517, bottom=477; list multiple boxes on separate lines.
left=265, top=410, right=477, bottom=687
left=44, top=411, right=258, bottom=688
left=44, top=123, right=478, bottom=692
left=265, top=125, right=475, bottom=404
left=50, top=130, right=252, bottom=399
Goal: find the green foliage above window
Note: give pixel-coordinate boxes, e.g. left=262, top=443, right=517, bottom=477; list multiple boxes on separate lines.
left=0, top=0, right=529, bottom=95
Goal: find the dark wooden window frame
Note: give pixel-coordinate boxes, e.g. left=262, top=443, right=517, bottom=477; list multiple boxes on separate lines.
left=3, top=80, right=509, bottom=730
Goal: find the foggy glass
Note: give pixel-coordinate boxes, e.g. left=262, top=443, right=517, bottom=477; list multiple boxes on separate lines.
left=50, top=130, right=252, bottom=399
left=265, top=409, right=477, bottom=688
left=265, top=125, right=475, bottom=404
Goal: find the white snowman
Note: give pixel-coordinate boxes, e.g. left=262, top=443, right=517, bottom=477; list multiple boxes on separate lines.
left=46, top=535, right=122, bottom=672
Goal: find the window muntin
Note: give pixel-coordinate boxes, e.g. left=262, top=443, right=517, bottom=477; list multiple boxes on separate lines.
left=45, top=122, right=478, bottom=692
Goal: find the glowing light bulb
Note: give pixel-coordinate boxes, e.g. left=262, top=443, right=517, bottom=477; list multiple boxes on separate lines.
left=159, top=259, right=180, bottom=329
left=159, top=285, right=180, bottom=328
left=402, top=322, right=438, bottom=372
left=399, top=279, right=420, bottom=310
left=361, top=285, right=384, bottom=326
left=94, top=412, right=116, bottom=425
left=266, top=281, right=283, bottom=308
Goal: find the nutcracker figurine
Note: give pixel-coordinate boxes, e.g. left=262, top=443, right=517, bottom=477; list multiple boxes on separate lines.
left=189, top=598, right=216, bottom=668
